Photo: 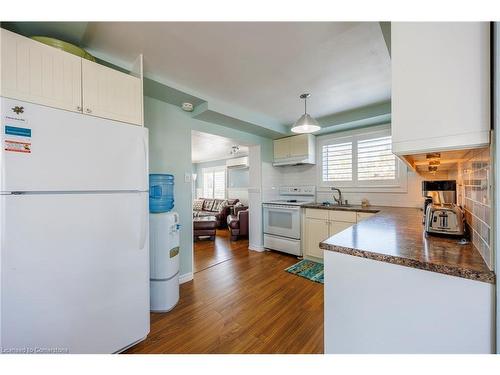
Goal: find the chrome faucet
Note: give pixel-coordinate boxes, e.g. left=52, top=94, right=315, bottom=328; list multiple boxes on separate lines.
left=331, top=187, right=343, bottom=206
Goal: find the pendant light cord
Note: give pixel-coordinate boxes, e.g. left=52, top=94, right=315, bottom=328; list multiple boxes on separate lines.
left=304, top=96, right=307, bottom=115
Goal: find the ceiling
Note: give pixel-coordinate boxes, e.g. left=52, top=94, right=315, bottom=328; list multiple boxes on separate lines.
left=82, top=22, right=390, bottom=125
left=2, top=21, right=391, bottom=136
left=191, top=131, right=249, bottom=163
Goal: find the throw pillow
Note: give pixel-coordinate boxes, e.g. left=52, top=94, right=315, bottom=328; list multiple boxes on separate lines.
left=193, top=199, right=204, bottom=211
left=214, top=199, right=228, bottom=212
left=202, top=199, right=215, bottom=211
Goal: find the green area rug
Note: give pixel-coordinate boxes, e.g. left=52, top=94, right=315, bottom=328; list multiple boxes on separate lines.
left=285, top=260, right=324, bottom=284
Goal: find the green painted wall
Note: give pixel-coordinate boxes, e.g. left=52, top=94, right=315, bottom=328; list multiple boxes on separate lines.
left=145, top=96, right=272, bottom=277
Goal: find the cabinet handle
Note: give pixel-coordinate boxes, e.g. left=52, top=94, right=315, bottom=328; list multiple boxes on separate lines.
left=76, top=106, right=82, bottom=112
left=85, top=108, right=92, bottom=114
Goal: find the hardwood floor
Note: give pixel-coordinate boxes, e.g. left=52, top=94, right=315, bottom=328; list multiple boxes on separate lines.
left=126, top=229, right=324, bottom=354
left=193, top=229, right=249, bottom=273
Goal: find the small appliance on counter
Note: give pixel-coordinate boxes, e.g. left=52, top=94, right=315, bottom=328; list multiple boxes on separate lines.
left=422, top=180, right=465, bottom=236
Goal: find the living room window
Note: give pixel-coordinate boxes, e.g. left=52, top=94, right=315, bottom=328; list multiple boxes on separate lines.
left=317, top=125, right=408, bottom=192
left=202, top=167, right=226, bottom=199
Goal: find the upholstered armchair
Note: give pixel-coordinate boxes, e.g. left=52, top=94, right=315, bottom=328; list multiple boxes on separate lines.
left=226, top=205, right=249, bottom=241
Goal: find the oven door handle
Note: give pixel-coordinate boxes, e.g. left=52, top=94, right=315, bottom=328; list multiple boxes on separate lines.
left=263, top=205, right=301, bottom=211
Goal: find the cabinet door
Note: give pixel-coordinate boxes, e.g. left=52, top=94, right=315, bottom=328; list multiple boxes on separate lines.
left=82, top=59, right=142, bottom=126
left=329, top=221, right=354, bottom=237
left=290, top=134, right=309, bottom=157
left=273, top=138, right=290, bottom=159
left=1, top=29, right=82, bottom=113
left=392, top=22, right=490, bottom=154
left=304, top=218, right=330, bottom=259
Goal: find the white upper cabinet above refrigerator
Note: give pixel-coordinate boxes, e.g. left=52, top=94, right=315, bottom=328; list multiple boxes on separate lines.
left=391, top=22, right=490, bottom=157
left=0, top=28, right=82, bottom=113
left=82, top=59, right=143, bottom=126
left=1, top=28, right=144, bottom=126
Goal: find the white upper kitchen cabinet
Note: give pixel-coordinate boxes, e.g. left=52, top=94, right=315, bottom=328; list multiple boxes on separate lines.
left=273, top=134, right=315, bottom=166
left=82, top=59, right=143, bottom=126
left=273, top=137, right=291, bottom=159
left=0, top=28, right=82, bottom=113
left=392, top=22, right=490, bottom=156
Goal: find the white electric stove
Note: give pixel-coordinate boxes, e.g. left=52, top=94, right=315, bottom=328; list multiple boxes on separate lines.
left=262, top=186, right=316, bottom=256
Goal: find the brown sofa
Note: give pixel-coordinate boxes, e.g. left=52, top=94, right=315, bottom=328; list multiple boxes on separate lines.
left=193, top=198, right=239, bottom=228
left=227, top=205, right=249, bottom=241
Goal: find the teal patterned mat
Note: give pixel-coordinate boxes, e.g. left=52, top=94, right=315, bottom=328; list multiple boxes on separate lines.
left=285, top=260, right=324, bottom=284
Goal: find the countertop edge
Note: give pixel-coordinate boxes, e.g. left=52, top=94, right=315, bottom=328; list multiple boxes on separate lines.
left=301, top=204, right=380, bottom=213
left=320, top=243, right=496, bottom=284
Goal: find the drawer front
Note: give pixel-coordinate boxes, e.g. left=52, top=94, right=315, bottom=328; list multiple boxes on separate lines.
left=329, top=210, right=357, bottom=223
left=305, top=208, right=329, bottom=220
left=264, top=234, right=301, bottom=256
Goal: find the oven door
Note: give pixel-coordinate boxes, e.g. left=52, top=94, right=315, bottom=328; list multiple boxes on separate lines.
left=263, top=204, right=301, bottom=239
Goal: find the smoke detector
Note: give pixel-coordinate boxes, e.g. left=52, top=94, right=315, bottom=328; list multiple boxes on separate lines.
left=181, top=102, right=194, bottom=112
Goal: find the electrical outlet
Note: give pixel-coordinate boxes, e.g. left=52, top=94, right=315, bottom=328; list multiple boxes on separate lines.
left=184, top=173, right=191, bottom=183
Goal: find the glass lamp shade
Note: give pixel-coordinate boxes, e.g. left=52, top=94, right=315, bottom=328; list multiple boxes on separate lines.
left=290, top=113, right=321, bottom=133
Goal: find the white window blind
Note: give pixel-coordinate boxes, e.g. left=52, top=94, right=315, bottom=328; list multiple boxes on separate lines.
left=322, top=141, right=353, bottom=182
left=318, top=126, right=405, bottom=191
left=213, top=170, right=226, bottom=199
left=203, top=171, right=214, bottom=198
left=202, top=167, right=226, bottom=199
left=357, top=136, right=396, bottom=181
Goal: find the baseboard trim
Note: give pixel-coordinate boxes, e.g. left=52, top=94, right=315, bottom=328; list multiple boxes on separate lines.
left=249, top=244, right=265, bottom=252
left=179, top=272, right=193, bottom=284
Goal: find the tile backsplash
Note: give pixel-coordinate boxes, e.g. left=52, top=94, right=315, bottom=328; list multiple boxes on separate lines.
left=456, top=147, right=493, bottom=270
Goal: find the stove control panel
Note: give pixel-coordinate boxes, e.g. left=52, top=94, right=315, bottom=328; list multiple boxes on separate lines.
left=279, top=185, right=316, bottom=196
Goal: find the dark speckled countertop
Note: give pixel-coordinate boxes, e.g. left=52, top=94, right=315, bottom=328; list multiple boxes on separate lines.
left=309, top=205, right=495, bottom=284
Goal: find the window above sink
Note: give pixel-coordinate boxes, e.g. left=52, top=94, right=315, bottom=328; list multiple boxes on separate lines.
left=317, top=124, right=408, bottom=193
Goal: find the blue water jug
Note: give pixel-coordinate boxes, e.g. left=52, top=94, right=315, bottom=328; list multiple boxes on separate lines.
left=149, top=174, right=174, bottom=213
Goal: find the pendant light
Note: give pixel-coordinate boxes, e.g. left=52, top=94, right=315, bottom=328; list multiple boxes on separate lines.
left=291, top=93, right=321, bottom=134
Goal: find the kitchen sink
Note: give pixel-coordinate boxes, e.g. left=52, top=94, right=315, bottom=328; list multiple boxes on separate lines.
left=313, top=203, right=354, bottom=208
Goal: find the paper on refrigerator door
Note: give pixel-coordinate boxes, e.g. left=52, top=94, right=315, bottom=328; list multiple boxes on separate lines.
left=3, top=111, right=32, bottom=154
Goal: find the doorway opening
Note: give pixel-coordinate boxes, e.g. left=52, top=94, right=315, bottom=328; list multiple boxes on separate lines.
left=191, top=130, right=257, bottom=273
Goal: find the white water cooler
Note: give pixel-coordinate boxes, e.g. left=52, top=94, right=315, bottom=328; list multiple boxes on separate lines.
left=149, top=212, right=180, bottom=312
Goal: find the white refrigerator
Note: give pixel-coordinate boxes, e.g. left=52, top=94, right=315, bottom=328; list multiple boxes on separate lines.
left=0, top=97, right=150, bottom=353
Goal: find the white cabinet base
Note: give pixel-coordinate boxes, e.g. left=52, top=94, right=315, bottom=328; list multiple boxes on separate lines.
left=324, top=251, right=494, bottom=353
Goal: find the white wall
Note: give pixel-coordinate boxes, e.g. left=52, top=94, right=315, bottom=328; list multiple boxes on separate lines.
left=248, top=145, right=264, bottom=251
